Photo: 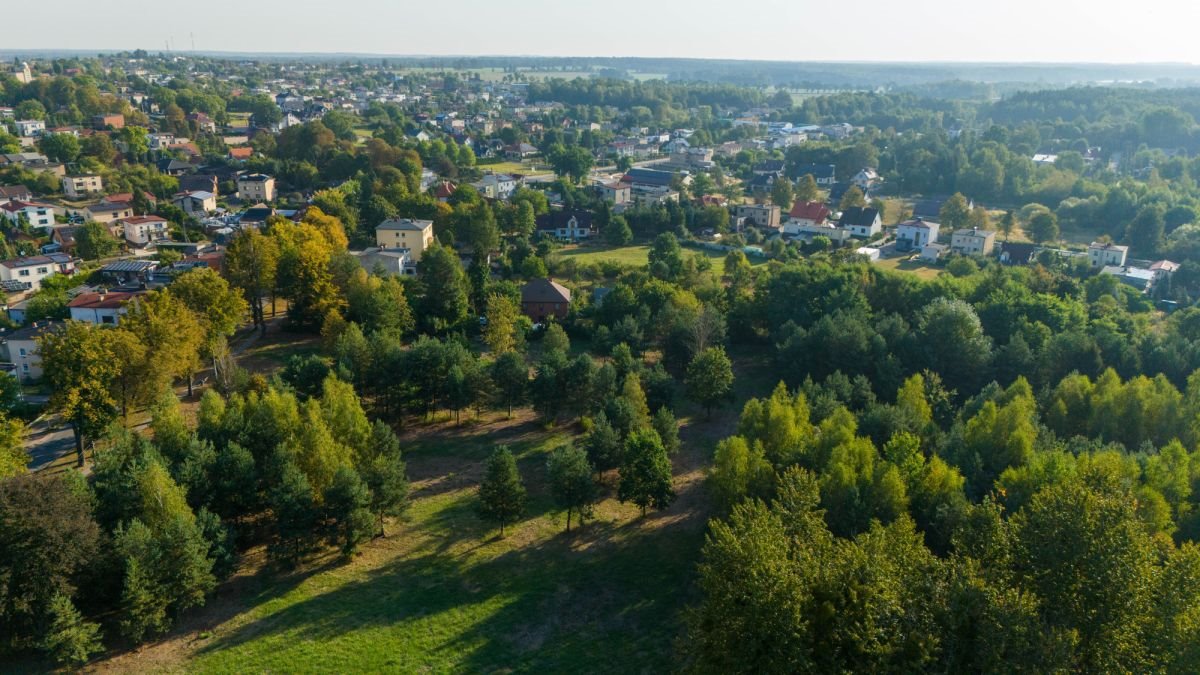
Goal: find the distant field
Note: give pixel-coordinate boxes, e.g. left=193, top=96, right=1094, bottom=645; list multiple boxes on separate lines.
left=874, top=255, right=943, bottom=280
left=558, top=243, right=767, bottom=275
left=478, top=160, right=549, bottom=175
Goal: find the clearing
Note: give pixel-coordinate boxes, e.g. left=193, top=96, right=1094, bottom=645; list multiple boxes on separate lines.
left=558, top=244, right=767, bottom=275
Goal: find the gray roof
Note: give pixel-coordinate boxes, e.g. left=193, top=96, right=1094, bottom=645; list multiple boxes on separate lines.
left=521, top=278, right=571, bottom=304
left=377, top=218, right=433, bottom=232
left=101, top=259, right=157, bottom=273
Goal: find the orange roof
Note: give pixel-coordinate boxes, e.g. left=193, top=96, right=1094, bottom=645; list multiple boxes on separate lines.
left=228, top=147, right=254, bottom=159
left=789, top=200, right=831, bottom=222
left=68, top=290, right=137, bottom=310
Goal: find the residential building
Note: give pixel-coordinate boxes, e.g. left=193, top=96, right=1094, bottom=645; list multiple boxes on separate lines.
left=0, top=254, right=75, bottom=291
left=352, top=248, right=415, bottom=276
left=1101, top=265, right=1156, bottom=292
left=99, top=259, right=157, bottom=285
left=118, top=215, right=169, bottom=246
left=68, top=289, right=137, bottom=325
left=50, top=226, right=79, bottom=254
left=1, top=320, right=61, bottom=381
left=852, top=168, right=881, bottom=190
left=14, top=120, right=45, bottom=137
left=920, top=243, right=948, bottom=262
left=623, top=168, right=676, bottom=191
left=92, top=113, right=125, bottom=130
left=473, top=173, right=518, bottom=200
left=1150, top=260, right=1181, bottom=283
left=1, top=200, right=55, bottom=229
left=521, top=278, right=572, bottom=321
left=237, top=173, right=276, bottom=202
left=783, top=201, right=832, bottom=236
left=375, top=218, right=435, bottom=261
left=1088, top=241, right=1129, bottom=267
left=62, top=174, right=103, bottom=198
left=734, top=204, right=781, bottom=230
left=173, top=190, right=217, bottom=216
left=949, top=227, right=997, bottom=256
left=0, top=185, right=33, bottom=204
left=595, top=181, right=631, bottom=204
left=82, top=201, right=134, bottom=224
left=237, top=204, right=276, bottom=227
left=912, top=196, right=973, bottom=221
left=794, top=163, right=836, bottom=185
left=228, top=146, right=254, bottom=161
left=838, top=206, right=882, bottom=238
left=896, top=217, right=940, bottom=251
left=998, top=241, right=1038, bottom=266
left=536, top=210, right=594, bottom=241
left=178, top=174, right=219, bottom=195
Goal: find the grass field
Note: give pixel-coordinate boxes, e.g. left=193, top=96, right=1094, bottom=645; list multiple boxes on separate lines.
left=558, top=244, right=766, bottom=275
left=874, top=255, right=944, bottom=280
left=478, top=160, right=551, bottom=176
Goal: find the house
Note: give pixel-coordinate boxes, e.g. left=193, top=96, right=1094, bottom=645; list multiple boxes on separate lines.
left=0, top=200, right=55, bottom=229
left=851, top=168, right=881, bottom=190
left=50, top=226, right=79, bottom=254
left=752, top=159, right=786, bottom=176
left=0, top=320, right=61, bottom=381
left=148, top=132, right=177, bottom=150
left=595, top=181, right=631, bottom=204
left=998, top=241, right=1038, bottom=266
left=68, top=289, right=138, bottom=325
left=855, top=246, right=882, bottom=262
left=83, top=201, right=134, bottom=224
left=237, top=204, right=276, bottom=227
left=62, top=174, right=103, bottom=198
left=187, top=112, right=216, bottom=133
left=92, top=114, right=125, bottom=130
left=179, top=174, right=219, bottom=196
left=1088, top=241, right=1129, bottom=267
left=794, top=163, right=836, bottom=185
left=896, top=217, right=940, bottom=251
left=473, top=173, right=518, bottom=200
left=0, top=254, right=75, bottom=291
left=352, top=248, right=416, bottom=276
left=505, top=143, right=539, bottom=159
left=920, top=243, right=948, bottom=262
left=784, top=201, right=831, bottom=232
left=236, top=174, right=276, bottom=202
left=156, top=158, right=195, bottom=176
left=14, top=120, right=46, bottom=137
left=1150, top=260, right=1181, bottom=283
left=912, top=196, right=973, bottom=221
left=118, top=215, right=169, bottom=247
left=173, top=190, right=217, bottom=216
left=734, top=204, right=781, bottom=230
left=838, top=206, right=882, bottom=238
left=949, top=228, right=997, bottom=256
left=623, top=168, right=675, bottom=191
left=0, top=185, right=33, bottom=204
left=228, top=146, right=254, bottom=161
left=375, top=218, right=435, bottom=261
left=1101, top=265, right=1156, bottom=292
left=536, top=210, right=594, bottom=241
left=103, top=192, right=156, bottom=210
left=99, top=259, right=157, bottom=285
left=433, top=181, right=458, bottom=203
left=521, top=278, right=572, bottom=322
left=828, top=182, right=869, bottom=205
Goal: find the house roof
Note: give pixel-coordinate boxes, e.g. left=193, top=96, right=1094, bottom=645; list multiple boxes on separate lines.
left=838, top=206, right=880, bottom=227
left=521, top=278, right=571, bottom=304
left=228, top=147, right=254, bottom=159
left=239, top=173, right=272, bottom=183
left=100, top=259, right=157, bottom=274
left=1089, top=241, right=1129, bottom=252
left=789, top=201, right=831, bottom=222
left=794, top=163, right=836, bottom=179
left=240, top=205, right=276, bottom=222
left=0, top=254, right=69, bottom=269
left=1, top=319, right=62, bottom=342
left=1, top=200, right=52, bottom=212
left=68, top=290, right=138, bottom=310
left=1150, top=260, right=1181, bottom=272
left=120, top=216, right=167, bottom=225
left=899, top=217, right=938, bottom=230
left=952, top=227, right=996, bottom=239
left=377, top=218, right=433, bottom=232
left=999, top=242, right=1038, bottom=264
left=623, top=168, right=674, bottom=187
left=753, top=159, right=785, bottom=173
left=912, top=196, right=969, bottom=219
left=104, top=191, right=155, bottom=204
left=0, top=185, right=32, bottom=200
left=87, top=201, right=132, bottom=214
left=434, top=181, right=457, bottom=199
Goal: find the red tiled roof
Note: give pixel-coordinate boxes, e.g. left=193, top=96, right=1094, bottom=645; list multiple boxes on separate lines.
left=789, top=200, right=830, bottom=222
left=228, top=147, right=253, bottom=159
left=120, top=215, right=167, bottom=225
left=68, top=291, right=137, bottom=310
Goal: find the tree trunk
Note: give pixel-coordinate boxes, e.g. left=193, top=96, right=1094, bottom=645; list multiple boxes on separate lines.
left=565, top=509, right=571, bottom=533
left=378, top=512, right=386, bottom=538
left=72, top=425, right=84, bottom=467
left=187, top=373, right=194, bottom=397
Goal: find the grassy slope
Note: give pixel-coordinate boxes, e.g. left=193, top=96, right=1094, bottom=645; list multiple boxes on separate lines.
left=558, top=244, right=766, bottom=276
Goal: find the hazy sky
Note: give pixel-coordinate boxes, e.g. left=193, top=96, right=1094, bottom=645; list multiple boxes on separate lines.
left=10, top=0, right=1200, bottom=63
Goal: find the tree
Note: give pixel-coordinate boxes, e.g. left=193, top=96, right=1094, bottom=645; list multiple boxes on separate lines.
left=226, top=227, right=280, bottom=333
left=39, top=321, right=123, bottom=462
left=547, top=445, right=597, bottom=532
left=483, top=293, right=522, bottom=354
left=619, top=429, right=675, bottom=515
left=37, top=133, right=80, bottom=164
left=275, top=224, right=343, bottom=331
left=770, top=177, right=794, bottom=209
left=323, top=466, right=374, bottom=555
left=649, top=232, right=684, bottom=279
left=686, top=347, right=735, bottom=418
left=795, top=174, right=819, bottom=203
left=75, top=220, right=121, bottom=260
left=491, top=351, right=528, bottom=418
left=939, top=193, right=971, bottom=230
left=168, top=268, right=248, bottom=349
left=605, top=215, right=633, bottom=246
left=547, top=144, right=594, bottom=183
left=1028, top=211, right=1060, bottom=244
left=1126, top=204, right=1166, bottom=254
left=583, top=412, right=623, bottom=476
left=360, top=421, right=409, bottom=537
left=999, top=210, right=1016, bottom=241
left=0, top=415, right=26, bottom=479
left=40, top=593, right=103, bottom=666
left=123, top=290, right=205, bottom=396
left=839, top=185, right=866, bottom=210
left=417, top=245, right=470, bottom=332
left=476, top=446, right=526, bottom=536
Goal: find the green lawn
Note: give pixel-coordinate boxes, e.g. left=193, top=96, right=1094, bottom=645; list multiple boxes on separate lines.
left=874, top=255, right=944, bottom=280
left=559, top=244, right=765, bottom=275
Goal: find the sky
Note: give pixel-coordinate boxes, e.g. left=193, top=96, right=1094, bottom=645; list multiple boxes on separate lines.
left=9, top=0, right=1200, bottom=63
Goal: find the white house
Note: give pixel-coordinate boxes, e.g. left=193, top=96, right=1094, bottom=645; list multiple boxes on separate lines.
left=118, top=215, right=170, bottom=246
left=1088, top=241, right=1129, bottom=267
left=474, top=173, right=518, bottom=200
left=852, top=168, right=880, bottom=190
left=0, top=320, right=60, bottom=381
left=67, top=290, right=138, bottom=325
left=838, top=206, right=882, bottom=238
left=375, top=218, right=434, bottom=261
left=536, top=210, right=594, bottom=241
left=949, top=228, right=997, bottom=256
left=0, top=254, right=75, bottom=291
left=173, top=190, right=217, bottom=216
left=14, top=120, right=45, bottom=137
left=0, top=200, right=56, bottom=229
left=62, top=174, right=103, bottom=198
left=352, top=247, right=416, bottom=276
left=897, top=218, right=940, bottom=251
left=236, top=173, right=276, bottom=203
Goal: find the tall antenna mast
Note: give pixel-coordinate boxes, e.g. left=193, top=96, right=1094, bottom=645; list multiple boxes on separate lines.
left=191, top=32, right=196, bottom=52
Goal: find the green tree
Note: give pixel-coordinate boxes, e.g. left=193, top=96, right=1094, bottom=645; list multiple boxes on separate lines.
left=939, top=192, right=971, bottom=230
left=770, top=177, right=794, bottom=209
left=123, top=290, right=206, bottom=396
left=547, top=445, right=597, bottom=532
left=417, top=245, right=470, bottom=332
left=491, top=351, right=528, bottom=418
left=0, top=415, right=26, bottom=479
left=547, top=144, right=595, bottom=183
left=686, top=346, right=735, bottom=418
left=360, top=421, right=409, bottom=537
left=999, top=209, right=1016, bottom=241
left=39, top=321, right=123, bottom=462
left=323, top=466, right=374, bottom=555
left=483, top=293, right=522, bottom=354
left=40, top=593, right=103, bottom=666
left=476, top=446, right=526, bottom=536
left=168, top=268, right=248, bottom=350
left=226, top=227, right=280, bottom=333
left=839, top=185, right=867, bottom=210
left=75, top=220, right=121, bottom=260
left=605, top=215, right=633, bottom=246
left=1028, top=211, right=1060, bottom=244
left=619, top=429, right=675, bottom=515
left=38, top=133, right=80, bottom=164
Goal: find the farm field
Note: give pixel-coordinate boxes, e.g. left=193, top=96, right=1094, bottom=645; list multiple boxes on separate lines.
left=558, top=243, right=767, bottom=275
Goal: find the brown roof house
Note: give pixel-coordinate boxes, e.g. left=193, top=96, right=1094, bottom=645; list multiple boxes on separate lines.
left=521, top=278, right=571, bottom=322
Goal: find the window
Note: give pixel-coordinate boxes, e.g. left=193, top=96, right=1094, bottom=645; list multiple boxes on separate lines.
left=18, top=270, right=29, bottom=277
left=101, top=315, right=114, bottom=325
left=21, top=364, right=28, bottom=373
left=18, top=348, right=25, bottom=357
left=36, top=268, right=46, bottom=274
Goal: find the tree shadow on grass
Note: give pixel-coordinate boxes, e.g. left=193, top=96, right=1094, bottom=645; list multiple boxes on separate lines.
left=191, top=512, right=705, bottom=673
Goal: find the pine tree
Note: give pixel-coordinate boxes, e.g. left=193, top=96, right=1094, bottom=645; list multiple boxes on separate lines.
left=547, top=445, right=596, bottom=532
left=619, top=430, right=675, bottom=516
left=476, top=446, right=526, bottom=536
left=40, top=593, right=103, bottom=666
left=324, top=467, right=375, bottom=555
